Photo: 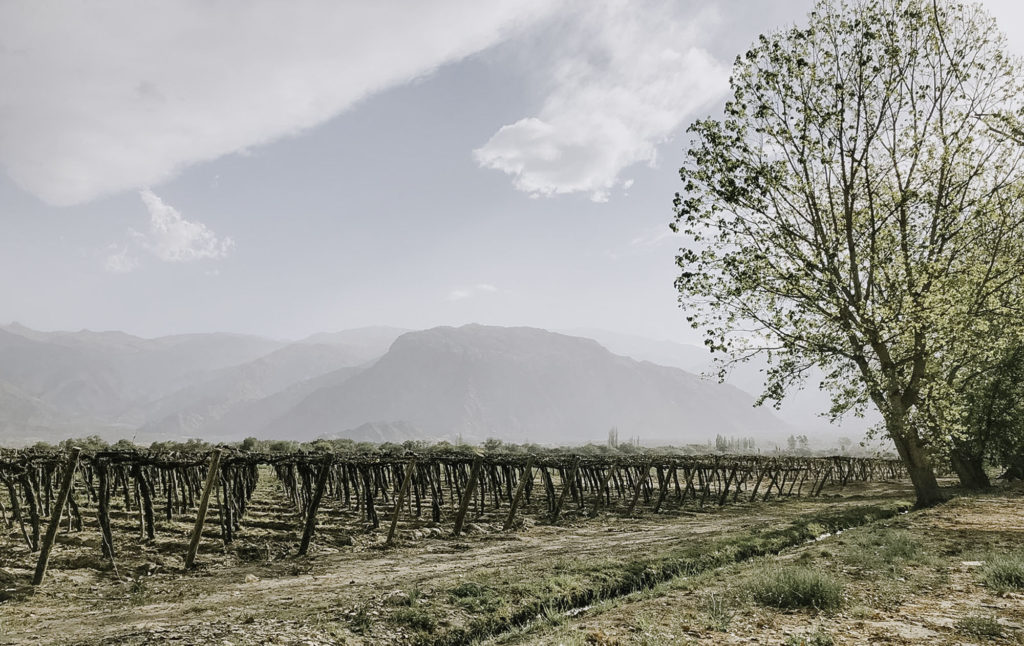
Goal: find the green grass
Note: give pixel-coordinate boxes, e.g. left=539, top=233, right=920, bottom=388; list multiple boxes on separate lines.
left=841, top=529, right=933, bottom=575
left=407, top=502, right=905, bottom=645
left=393, top=606, right=438, bottom=634
left=979, top=551, right=1024, bottom=593
left=783, top=629, right=835, bottom=646
left=955, top=613, right=1003, bottom=638
left=746, top=566, right=844, bottom=611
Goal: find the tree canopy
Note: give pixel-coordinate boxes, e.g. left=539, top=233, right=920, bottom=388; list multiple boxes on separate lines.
left=673, top=0, right=1024, bottom=506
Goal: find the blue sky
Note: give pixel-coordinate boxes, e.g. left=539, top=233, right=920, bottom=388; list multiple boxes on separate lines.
left=2, top=0, right=1022, bottom=342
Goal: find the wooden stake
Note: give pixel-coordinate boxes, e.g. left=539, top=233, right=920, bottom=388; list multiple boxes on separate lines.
left=502, top=456, right=535, bottom=531
left=298, top=456, right=333, bottom=556
left=32, top=447, right=81, bottom=585
left=625, top=460, right=652, bottom=516
left=185, top=449, right=224, bottom=569
left=385, top=458, right=416, bottom=547
left=453, top=456, right=483, bottom=537
left=550, top=457, right=580, bottom=523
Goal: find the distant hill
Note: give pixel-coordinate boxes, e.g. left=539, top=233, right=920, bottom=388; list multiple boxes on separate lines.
left=567, top=327, right=875, bottom=435
left=260, top=325, right=789, bottom=444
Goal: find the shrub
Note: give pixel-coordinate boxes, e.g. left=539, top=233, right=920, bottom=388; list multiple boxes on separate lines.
left=955, top=613, right=1003, bottom=638
left=747, top=566, right=843, bottom=611
left=979, top=551, right=1024, bottom=593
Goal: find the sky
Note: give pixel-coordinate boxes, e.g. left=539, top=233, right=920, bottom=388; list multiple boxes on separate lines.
left=2, top=0, right=1023, bottom=344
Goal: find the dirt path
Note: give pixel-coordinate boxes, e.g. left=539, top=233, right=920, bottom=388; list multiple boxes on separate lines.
left=0, top=485, right=912, bottom=646
left=490, top=490, right=1024, bottom=646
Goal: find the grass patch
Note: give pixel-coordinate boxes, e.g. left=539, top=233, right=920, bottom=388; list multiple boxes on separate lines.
left=393, top=606, right=438, bottom=634
left=783, top=628, right=835, bottom=646
left=979, top=551, right=1024, bottom=593
left=746, top=566, right=843, bottom=611
left=841, top=529, right=933, bottom=575
left=955, top=613, right=1003, bottom=638
left=409, top=502, right=905, bottom=644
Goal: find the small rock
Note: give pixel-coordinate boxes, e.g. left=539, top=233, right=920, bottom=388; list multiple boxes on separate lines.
left=244, top=574, right=260, bottom=584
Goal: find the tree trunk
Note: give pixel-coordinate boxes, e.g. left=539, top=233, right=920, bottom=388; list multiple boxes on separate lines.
left=889, top=423, right=943, bottom=507
left=949, top=448, right=991, bottom=490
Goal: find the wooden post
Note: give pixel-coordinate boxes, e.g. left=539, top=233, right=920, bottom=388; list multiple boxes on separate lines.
left=589, top=462, right=617, bottom=516
left=184, top=449, right=223, bottom=569
left=298, top=456, right=333, bottom=556
left=32, top=447, right=81, bottom=585
left=718, top=464, right=738, bottom=506
left=502, top=456, right=535, bottom=531
left=550, top=457, right=580, bottom=523
left=453, top=456, right=483, bottom=537
left=385, top=458, right=416, bottom=547
left=625, top=460, right=652, bottom=516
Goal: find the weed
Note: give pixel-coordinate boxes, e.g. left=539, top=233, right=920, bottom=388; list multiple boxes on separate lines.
left=956, top=613, right=1003, bottom=638
left=783, top=628, right=835, bottom=646
left=746, top=566, right=843, bottom=611
left=701, top=592, right=734, bottom=631
left=347, top=605, right=372, bottom=633
left=392, top=606, right=437, bottom=633
left=979, top=551, right=1024, bottom=592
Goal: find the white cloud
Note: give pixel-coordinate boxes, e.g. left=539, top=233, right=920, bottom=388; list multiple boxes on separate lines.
left=474, top=1, right=730, bottom=201
left=135, top=190, right=233, bottom=262
left=447, top=284, right=499, bottom=301
left=0, top=1, right=557, bottom=205
left=103, top=245, right=139, bottom=274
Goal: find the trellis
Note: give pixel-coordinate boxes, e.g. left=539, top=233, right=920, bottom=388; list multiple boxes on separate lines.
left=0, top=448, right=905, bottom=585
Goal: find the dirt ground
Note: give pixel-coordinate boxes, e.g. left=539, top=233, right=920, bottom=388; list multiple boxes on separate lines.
left=0, top=475, right=920, bottom=645
left=491, top=488, right=1024, bottom=646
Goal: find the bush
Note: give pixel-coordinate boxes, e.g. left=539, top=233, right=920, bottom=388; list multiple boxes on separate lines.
left=747, top=566, right=843, bottom=611
left=979, top=551, right=1024, bottom=592
left=955, top=613, right=1003, bottom=638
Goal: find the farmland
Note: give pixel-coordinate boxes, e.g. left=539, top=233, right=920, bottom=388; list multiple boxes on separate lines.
left=3, top=447, right=1003, bottom=644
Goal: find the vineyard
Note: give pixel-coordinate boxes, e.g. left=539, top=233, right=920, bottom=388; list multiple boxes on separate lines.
left=0, top=447, right=904, bottom=588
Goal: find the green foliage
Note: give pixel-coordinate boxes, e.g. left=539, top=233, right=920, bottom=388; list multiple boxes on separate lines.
left=673, top=0, right=1024, bottom=504
left=979, top=551, right=1024, bottom=592
left=701, top=592, right=735, bottom=631
left=391, top=607, right=437, bottom=633
left=746, top=566, right=844, bottom=611
left=955, top=613, right=1004, bottom=638
left=784, top=629, right=835, bottom=646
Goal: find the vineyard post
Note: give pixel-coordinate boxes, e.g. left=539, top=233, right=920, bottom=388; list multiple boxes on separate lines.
left=453, top=456, right=483, bottom=537
left=502, top=455, right=535, bottom=531
left=590, top=462, right=617, bottom=516
left=385, top=458, right=417, bottom=547
left=298, top=455, right=334, bottom=556
left=31, top=447, right=81, bottom=585
left=550, top=457, right=580, bottom=524
left=185, top=449, right=224, bottom=569
left=625, top=459, right=653, bottom=516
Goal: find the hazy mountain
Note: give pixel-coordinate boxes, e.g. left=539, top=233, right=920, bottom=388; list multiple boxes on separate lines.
left=565, top=327, right=874, bottom=436
left=261, top=324, right=790, bottom=444
left=139, top=343, right=366, bottom=437
left=299, top=326, right=410, bottom=362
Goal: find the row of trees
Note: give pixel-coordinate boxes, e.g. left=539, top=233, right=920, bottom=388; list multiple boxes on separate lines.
left=674, top=0, right=1024, bottom=505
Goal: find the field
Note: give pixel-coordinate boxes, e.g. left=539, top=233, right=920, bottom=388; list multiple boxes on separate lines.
left=0, top=449, right=1021, bottom=645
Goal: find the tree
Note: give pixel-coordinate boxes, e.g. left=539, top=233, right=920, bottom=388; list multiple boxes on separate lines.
left=673, top=0, right=1024, bottom=506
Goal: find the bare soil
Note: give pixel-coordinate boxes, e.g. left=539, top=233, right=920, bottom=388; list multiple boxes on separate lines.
left=0, top=476, right=916, bottom=645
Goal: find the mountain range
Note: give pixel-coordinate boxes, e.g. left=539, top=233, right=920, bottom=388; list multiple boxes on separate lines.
left=0, top=322, right=852, bottom=448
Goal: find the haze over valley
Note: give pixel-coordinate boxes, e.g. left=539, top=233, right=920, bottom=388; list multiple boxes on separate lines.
left=0, top=321, right=850, bottom=448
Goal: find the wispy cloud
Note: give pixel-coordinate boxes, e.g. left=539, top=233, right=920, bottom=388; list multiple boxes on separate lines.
left=0, top=2, right=556, bottom=205
left=447, top=283, right=499, bottom=301
left=475, top=1, right=728, bottom=202
left=102, top=245, right=139, bottom=274
left=101, top=190, right=232, bottom=272
left=136, top=190, right=233, bottom=262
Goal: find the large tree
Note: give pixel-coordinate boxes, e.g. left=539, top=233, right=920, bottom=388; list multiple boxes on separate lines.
left=672, top=0, right=1024, bottom=506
